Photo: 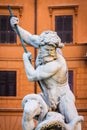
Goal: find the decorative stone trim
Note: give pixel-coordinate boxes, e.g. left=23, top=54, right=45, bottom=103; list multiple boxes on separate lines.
left=48, top=4, right=79, bottom=16
left=0, top=5, right=23, bottom=17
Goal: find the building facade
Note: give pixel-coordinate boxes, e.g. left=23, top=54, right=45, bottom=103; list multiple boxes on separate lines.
left=0, top=0, right=87, bottom=130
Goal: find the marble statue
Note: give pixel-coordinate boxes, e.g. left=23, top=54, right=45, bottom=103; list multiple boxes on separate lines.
left=10, top=16, right=83, bottom=130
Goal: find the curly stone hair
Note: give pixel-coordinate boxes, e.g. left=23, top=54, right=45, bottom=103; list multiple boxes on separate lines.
left=39, top=30, right=64, bottom=48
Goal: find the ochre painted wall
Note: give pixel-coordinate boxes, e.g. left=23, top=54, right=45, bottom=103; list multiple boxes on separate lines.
left=0, top=0, right=87, bottom=130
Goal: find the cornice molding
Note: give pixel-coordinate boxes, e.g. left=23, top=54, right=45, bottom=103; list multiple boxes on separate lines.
left=0, top=108, right=87, bottom=113
left=0, top=5, right=23, bottom=17
left=48, top=4, right=79, bottom=16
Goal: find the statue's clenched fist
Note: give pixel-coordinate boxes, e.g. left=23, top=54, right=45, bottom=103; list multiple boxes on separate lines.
left=10, top=16, right=19, bottom=28
left=23, top=52, right=32, bottom=60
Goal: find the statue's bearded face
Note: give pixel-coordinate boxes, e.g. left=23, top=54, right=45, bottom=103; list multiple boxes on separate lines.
left=36, top=45, right=57, bottom=67
left=36, top=30, right=64, bottom=67
left=39, top=45, right=56, bottom=57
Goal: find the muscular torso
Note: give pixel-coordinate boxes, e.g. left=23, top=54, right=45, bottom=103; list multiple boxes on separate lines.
left=37, top=53, right=69, bottom=108
left=23, top=48, right=70, bottom=109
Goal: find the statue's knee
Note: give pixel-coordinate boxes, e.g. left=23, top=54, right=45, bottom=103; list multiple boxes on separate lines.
left=24, top=101, right=30, bottom=114
left=23, top=100, right=41, bottom=119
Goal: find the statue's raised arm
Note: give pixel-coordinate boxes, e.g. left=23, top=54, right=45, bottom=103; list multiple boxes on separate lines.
left=10, top=16, right=40, bottom=48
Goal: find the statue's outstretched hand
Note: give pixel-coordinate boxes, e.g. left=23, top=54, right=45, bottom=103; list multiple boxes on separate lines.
left=23, top=52, right=32, bottom=61
left=10, top=16, right=19, bottom=28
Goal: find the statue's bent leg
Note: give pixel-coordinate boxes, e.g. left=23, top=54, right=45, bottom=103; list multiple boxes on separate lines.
left=22, top=100, right=41, bottom=130
left=59, top=91, right=83, bottom=130
left=22, top=94, right=48, bottom=130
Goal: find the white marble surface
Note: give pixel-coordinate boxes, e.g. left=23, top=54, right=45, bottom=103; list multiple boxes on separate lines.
left=10, top=16, right=84, bottom=130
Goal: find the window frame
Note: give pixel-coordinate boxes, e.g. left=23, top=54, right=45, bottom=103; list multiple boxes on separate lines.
left=0, top=5, right=23, bottom=45
left=0, top=15, right=17, bottom=44
left=68, top=68, right=76, bottom=95
left=68, top=70, right=74, bottom=92
left=48, top=4, right=78, bottom=44
left=0, top=70, right=16, bottom=96
left=0, top=69, right=20, bottom=99
left=55, top=15, right=73, bottom=43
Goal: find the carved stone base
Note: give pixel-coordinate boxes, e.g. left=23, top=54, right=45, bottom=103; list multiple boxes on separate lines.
left=35, top=112, right=84, bottom=130
left=36, top=120, right=67, bottom=130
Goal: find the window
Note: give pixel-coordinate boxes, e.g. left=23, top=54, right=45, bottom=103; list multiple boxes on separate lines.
left=55, top=15, right=73, bottom=43
left=0, top=15, right=16, bottom=43
left=0, top=71, right=16, bottom=96
left=68, top=70, right=73, bottom=91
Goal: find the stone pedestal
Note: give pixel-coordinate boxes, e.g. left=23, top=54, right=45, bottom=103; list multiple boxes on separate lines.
left=35, top=112, right=68, bottom=130
left=37, top=122, right=66, bottom=130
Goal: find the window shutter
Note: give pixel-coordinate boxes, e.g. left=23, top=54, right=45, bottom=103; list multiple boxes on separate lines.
left=55, top=15, right=73, bottom=43
left=0, top=71, right=16, bottom=96
left=0, top=15, right=16, bottom=43
left=68, top=70, right=73, bottom=91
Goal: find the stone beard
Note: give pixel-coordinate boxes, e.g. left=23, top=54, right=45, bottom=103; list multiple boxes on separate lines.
left=36, top=30, right=64, bottom=67
left=36, top=44, right=57, bottom=67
